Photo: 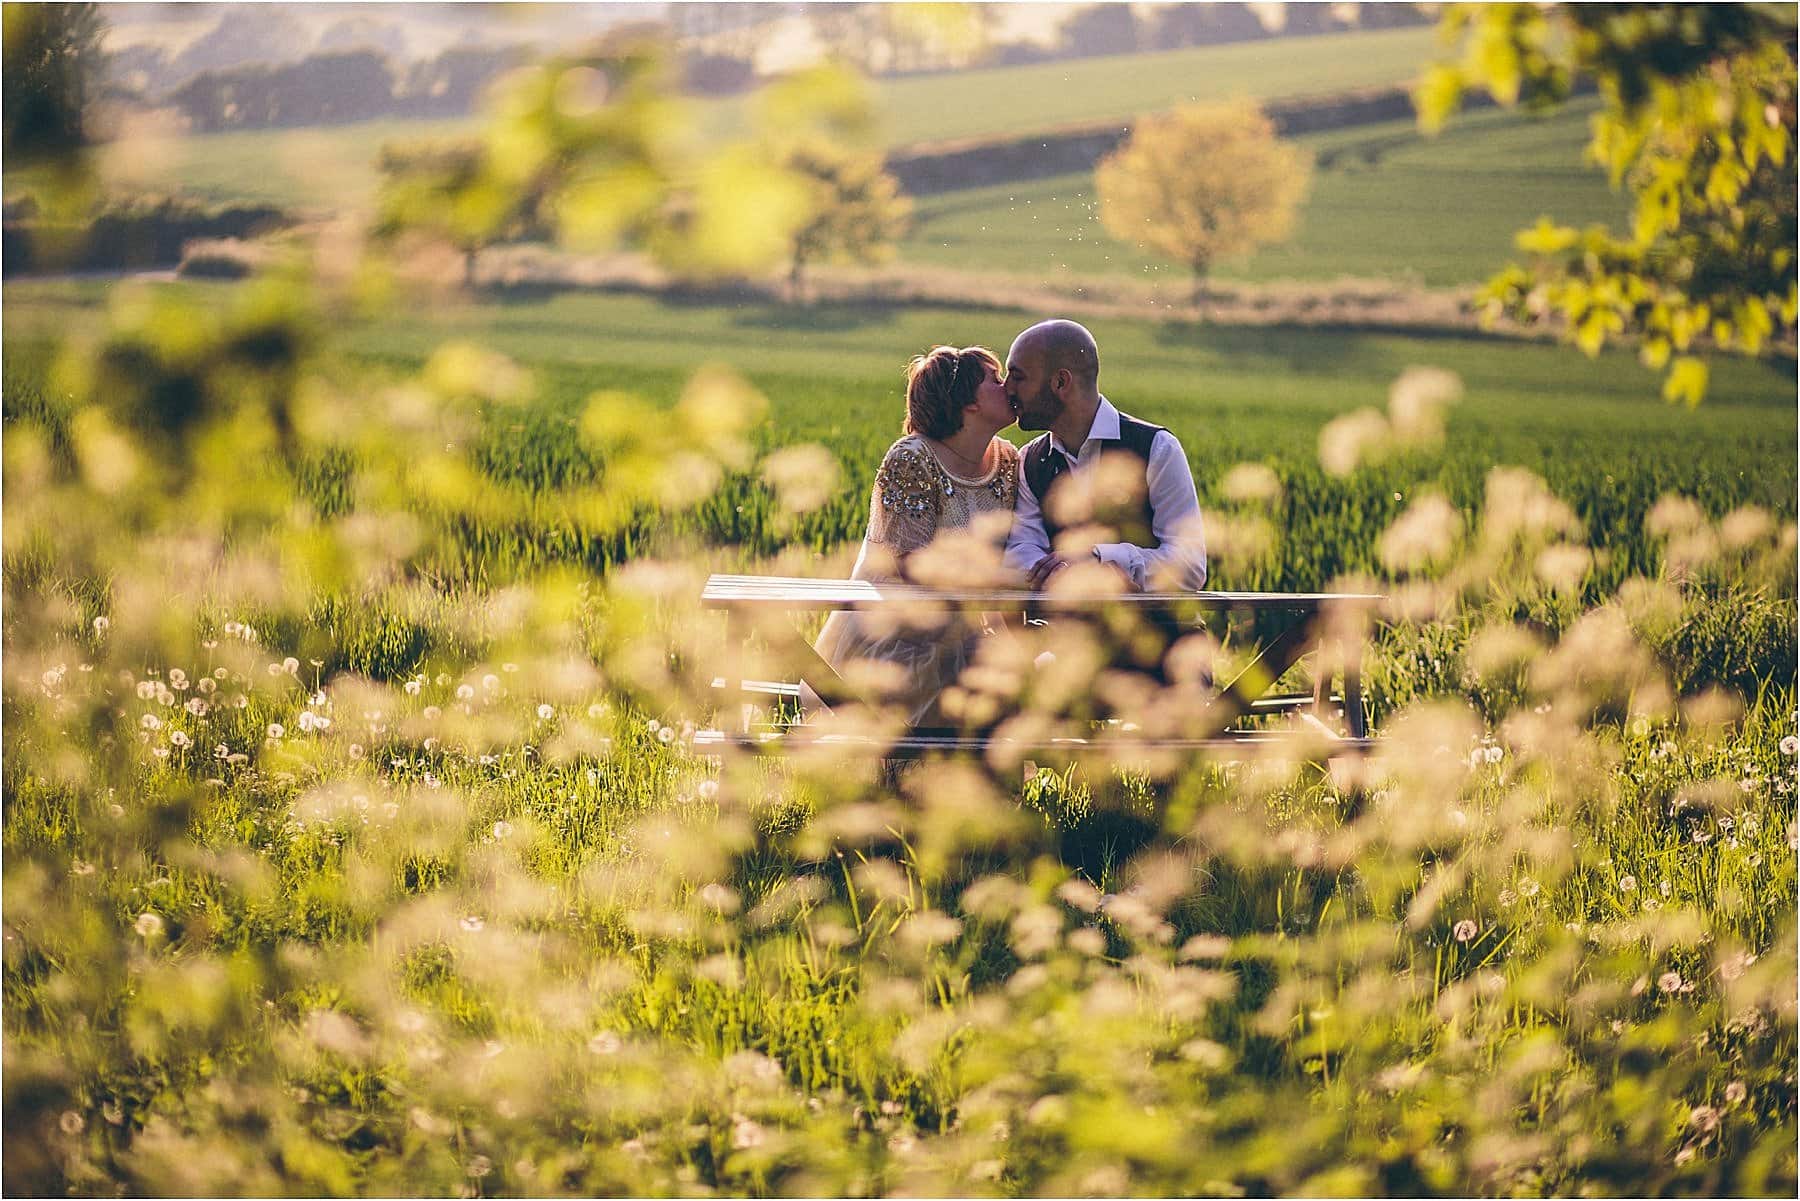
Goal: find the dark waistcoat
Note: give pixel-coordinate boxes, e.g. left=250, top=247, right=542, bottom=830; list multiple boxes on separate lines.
left=1022, top=410, right=1166, bottom=548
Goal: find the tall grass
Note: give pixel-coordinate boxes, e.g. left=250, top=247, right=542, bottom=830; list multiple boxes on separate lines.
left=3, top=277, right=1795, bottom=1196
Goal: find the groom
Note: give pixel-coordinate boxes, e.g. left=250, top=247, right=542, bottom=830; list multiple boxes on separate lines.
left=1002, top=319, right=1207, bottom=593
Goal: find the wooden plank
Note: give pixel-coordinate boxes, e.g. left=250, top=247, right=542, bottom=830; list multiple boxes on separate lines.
left=709, top=677, right=805, bottom=699
left=702, top=573, right=1384, bottom=611
left=691, top=728, right=1375, bottom=759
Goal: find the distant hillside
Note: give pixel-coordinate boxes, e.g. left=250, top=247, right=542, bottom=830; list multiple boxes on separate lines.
left=39, top=26, right=1441, bottom=213
left=871, top=24, right=1436, bottom=148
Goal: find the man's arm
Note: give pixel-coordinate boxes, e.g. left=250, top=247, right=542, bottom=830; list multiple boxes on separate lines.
left=1003, top=455, right=1053, bottom=577
left=1091, top=431, right=1207, bottom=590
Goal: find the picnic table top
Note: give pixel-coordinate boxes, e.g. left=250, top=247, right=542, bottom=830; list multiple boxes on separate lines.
left=703, top=573, right=1385, bottom=611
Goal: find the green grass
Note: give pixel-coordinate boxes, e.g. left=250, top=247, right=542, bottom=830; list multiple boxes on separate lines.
left=7, top=275, right=1792, bottom=598
left=902, top=97, right=1628, bottom=287
left=4, top=269, right=1796, bottom=1195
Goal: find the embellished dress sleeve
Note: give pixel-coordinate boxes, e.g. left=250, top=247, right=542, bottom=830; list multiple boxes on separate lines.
left=866, top=439, right=944, bottom=563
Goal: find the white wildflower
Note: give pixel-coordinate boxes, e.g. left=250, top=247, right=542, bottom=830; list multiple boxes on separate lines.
left=1453, top=919, right=1478, bottom=943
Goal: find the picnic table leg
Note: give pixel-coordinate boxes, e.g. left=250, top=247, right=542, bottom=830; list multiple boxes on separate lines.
left=723, top=609, right=750, bottom=734
left=1215, top=615, right=1313, bottom=732
left=1343, top=643, right=1367, bottom=739
left=1312, top=654, right=1330, bottom=725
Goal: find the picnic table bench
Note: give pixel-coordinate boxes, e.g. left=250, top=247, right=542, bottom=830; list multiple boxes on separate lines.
left=695, top=573, right=1384, bottom=760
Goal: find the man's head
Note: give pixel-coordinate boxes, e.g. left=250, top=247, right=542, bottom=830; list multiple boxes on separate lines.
left=1004, top=319, right=1100, bottom=432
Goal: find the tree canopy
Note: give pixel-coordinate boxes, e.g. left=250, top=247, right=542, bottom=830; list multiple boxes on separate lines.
left=1094, top=98, right=1312, bottom=304
left=1418, top=2, right=1798, bottom=405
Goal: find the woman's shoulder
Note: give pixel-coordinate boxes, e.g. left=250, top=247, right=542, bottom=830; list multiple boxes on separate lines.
left=875, top=434, right=944, bottom=511
left=880, top=432, right=934, bottom=463
left=991, top=437, right=1021, bottom=466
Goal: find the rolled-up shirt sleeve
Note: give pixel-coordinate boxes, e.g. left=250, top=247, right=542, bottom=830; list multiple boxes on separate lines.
left=1092, top=431, right=1207, bottom=590
left=1003, top=454, right=1051, bottom=576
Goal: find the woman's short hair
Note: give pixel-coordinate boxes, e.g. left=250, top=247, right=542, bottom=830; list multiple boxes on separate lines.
left=902, top=345, right=1001, bottom=440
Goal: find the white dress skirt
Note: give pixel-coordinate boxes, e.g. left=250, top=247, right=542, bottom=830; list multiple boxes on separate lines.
left=814, top=434, right=1020, bottom=725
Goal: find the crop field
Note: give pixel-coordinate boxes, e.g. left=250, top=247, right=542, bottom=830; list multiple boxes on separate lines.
left=13, top=27, right=1437, bottom=215
left=6, top=276, right=1795, bottom=595
left=902, top=97, right=1629, bottom=287
left=5, top=257, right=1797, bottom=1194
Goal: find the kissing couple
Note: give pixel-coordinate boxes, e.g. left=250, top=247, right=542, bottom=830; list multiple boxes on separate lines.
left=813, top=317, right=1209, bottom=727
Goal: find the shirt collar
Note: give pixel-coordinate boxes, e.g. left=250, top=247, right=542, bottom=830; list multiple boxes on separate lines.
left=1049, top=395, right=1119, bottom=460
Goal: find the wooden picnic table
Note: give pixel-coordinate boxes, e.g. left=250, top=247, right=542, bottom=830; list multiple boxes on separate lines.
left=701, top=573, right=1384, bottom=754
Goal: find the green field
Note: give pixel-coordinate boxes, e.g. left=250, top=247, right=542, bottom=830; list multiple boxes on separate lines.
left=16, top=27, right=1438, bottom=215
left=7, top=276, right=1792, bottom=604
left=903, top=98, right=1628, bottom=287
left=6, top=263, right=1797, bottom=1194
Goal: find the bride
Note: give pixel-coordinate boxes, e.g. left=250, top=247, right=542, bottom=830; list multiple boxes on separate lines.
left=813, top=344, right=1019, bottom=725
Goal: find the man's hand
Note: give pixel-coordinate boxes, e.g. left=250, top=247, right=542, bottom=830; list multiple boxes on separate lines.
left=1026, top=553, right=1068, bottom=590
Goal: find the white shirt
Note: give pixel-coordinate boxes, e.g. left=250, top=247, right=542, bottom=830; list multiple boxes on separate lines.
left=1003, top=396, right=1208, bottom=591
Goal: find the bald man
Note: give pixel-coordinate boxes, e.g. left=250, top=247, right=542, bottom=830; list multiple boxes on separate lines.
left=1001, top=319, right=1207, bottom=592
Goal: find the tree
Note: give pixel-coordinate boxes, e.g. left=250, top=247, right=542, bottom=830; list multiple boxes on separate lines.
left=1094, top=99, right=1312, bottom=304
left=3, top=2, right=104, bottom=169
left=1149, top=4, right=1271, bottom=51
left=376, top=137, right=546, bottom=287
left=1418, top=3, right=1797, bottom=405
left=1061, top=3, right=1141, bottom=58
left=398, top=43, right=530, bottom=119
left=780, top=141, right=912, bottom=300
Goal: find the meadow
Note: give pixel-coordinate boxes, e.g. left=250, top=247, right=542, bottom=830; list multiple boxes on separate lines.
left=6, top=275, right=1792, bottom=590
left=5, top=262, right=1797, bottom=1194
left=4, top=18, right=1798, bottom=1193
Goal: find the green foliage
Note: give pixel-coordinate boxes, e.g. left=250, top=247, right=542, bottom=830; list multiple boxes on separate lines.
left=780, top=141, right=913, bottom=301
left=1418, top=2, right=1799, bottom=403
left=1, top=2, right=102, bottom=172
